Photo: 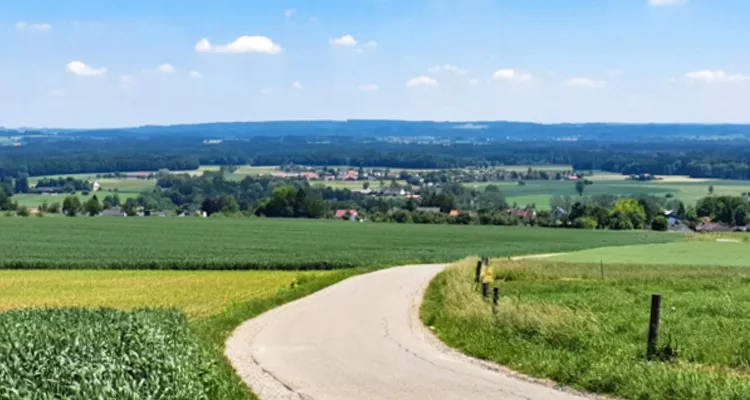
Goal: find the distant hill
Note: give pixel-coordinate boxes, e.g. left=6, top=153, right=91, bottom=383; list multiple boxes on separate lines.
left=6, top=120, right=750, bottom=141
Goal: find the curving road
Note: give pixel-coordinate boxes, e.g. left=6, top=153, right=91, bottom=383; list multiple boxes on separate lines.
left=226, top=264, right=589, bottom=400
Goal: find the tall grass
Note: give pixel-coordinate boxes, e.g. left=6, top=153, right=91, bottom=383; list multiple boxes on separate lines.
left=422, top=259, right=750, bottom=400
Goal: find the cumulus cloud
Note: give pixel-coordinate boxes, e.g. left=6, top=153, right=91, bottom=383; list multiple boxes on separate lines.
left=284, top=8, right=297, bottom=17
left=15, top=22, right=51, bottom=31
left=562, top=77, right=607, bottom=88
left=330, top=34, right=357, bottom=47
left=292, top=81, right=303, bottom=90
left=195, top=36, right=283, bottom=55
left=686, top=70, right=749, bottom=83
left=406, top=76, right=438, bottom=88
left=153, top=64, right=175, bottom=74
left=492, top=69, right=532, bottom=82
left=428, top=64, right=467, bottom=75
left=189, top=71, right=204, bottom=79
left=358, top=83, right=379, bottom=92
left=648, top=0, right=686, bottom=6
left=66, top=61, right=106, bottom=76
left=364, top=40, right=378, bottom=48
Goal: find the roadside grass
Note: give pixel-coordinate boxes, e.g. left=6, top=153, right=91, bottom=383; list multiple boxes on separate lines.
left=0, top=218, right=677, bottom=270
left=422, top=258, right=750, bottom=400
left=552, top=241, right=750, bottom=267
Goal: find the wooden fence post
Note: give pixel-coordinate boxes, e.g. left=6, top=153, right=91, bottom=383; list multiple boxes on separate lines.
left=647, top=294, right=662, bottom=361
left=482, top=282, right=490, bottom=299
left=493, top=287, right=500, bottom=306
left=600, top=260, right=604, bottom=280
left=475, top=260, right=483, bottom=284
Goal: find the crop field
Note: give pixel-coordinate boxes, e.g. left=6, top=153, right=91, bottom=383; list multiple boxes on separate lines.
left=0, top=309, right=224, bottom=399
left=0, top=269, right=337, bottom=319
left=466, top=177, right=750, bottom=209
left=0, top=218, right=676, bottom=270
left=423, top=248, right=750, bottom=400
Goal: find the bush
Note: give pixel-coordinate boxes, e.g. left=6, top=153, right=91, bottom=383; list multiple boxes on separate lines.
left=16, top=206, right=30, bottom=217
left=652, top=216, right=669, bottom=231
left=573, top=217, right=598, bottom=229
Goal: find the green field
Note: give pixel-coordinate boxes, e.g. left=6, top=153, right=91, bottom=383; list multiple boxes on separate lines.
left=423, top=241, right=750, bottom=400
left=0, top=218, right=676, bottom=270
left=553, top=241, right=750, bottom=267
left=466, top=178, right=750, bottom=209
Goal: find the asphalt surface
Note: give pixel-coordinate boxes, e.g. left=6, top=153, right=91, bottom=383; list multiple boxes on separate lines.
left=226, top=264, right=590, bottom=400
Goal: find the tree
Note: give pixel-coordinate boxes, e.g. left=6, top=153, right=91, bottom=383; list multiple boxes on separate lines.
left=62, top=196, right=82, bottom=216
left=573, top=217, right=598, bottom=229
left=84, top=196, right=103, bottom=216
left=362, top=181, right=370, bottom=190
left=219, top=195, right=240, bottom=213
left=575, top=180, right=586, bottom=196
left=608, top=199, right=647, bottom=230
left=14, top=177, right=29, bottom=194
left=651, top=216, right=669, bottom=231
left=122, top=198, right=139, bottom=216
left=48, top=202, right=61, bottom=214
left=16, top=206, right=30, bottom=217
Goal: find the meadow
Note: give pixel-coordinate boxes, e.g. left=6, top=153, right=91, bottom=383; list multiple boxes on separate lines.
left=422, top=240, right=750, bottom=400
left=467, top=176, right=750, bottom=209
left=0, top=217, right=676, bottom=270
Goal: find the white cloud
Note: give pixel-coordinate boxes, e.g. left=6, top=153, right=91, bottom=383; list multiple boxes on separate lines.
left=364, top=40, right=378, bottom=48
left=428, top=64, right=467, bottom=75
left=189, top=71, right=204, bottom=79
left=260, top=88, right=273, bottom=95
left=155, top=64, right=175, bottom=74
left=407, top=76, right=438, bottom=88
left=648, top=0, right=686, bottom=6
left=562, top=77, right=607, bottom=88
left=292, top=81, right=303, bottom=90
left=15, top=22, right=51, bottom=31
left=66, top=61, right=106, bottom=77
left=492, top=69, right=532, bottom=82
left=686, top=70, right=749, bottom=83
left=330, top=34, right=357, bottom=47
left=358, top=83, right=379, bottom=92
left=195, top=36, right=283, bottom=55
left=468, top=78, right=479, bottom=85
left=284, top=8, right=297, bottom=17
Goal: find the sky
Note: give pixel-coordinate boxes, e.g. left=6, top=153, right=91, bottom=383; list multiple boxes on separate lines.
left=1, top=0, right=749, bottom=128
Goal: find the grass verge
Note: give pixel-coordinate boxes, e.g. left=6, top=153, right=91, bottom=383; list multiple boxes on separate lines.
left=422, top=259, right=750, bottom=400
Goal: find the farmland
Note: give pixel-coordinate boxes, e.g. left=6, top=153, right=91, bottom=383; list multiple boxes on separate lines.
left=466, top=177, right=750, bottom=210
left=422, top=243, right=750, bottom=400
left=0, top=217, right=676, bottom=270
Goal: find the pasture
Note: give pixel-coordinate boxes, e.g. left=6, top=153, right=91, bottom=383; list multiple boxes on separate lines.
left=423, top=243, right=750, bottom=400
left=467, top=177, right=750, bottom=209
left=0, top=218, right=676, bottom=270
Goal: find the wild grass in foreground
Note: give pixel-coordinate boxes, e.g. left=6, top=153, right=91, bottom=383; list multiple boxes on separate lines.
left=0, top=218, right=676, bottom=270
left=0, top=309, right=222, bottom=399
left=422, top=259, right=750, bottom=400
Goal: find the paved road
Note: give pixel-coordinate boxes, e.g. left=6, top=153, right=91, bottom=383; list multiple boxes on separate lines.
left=226, top=264, right=590, bottom=400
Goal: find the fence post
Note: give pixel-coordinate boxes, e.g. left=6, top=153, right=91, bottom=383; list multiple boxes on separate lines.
left=482, top=282, right=490, bottom=299
left=475, top=260, right=483, bottom=284
left=647, top=294, right=662, bottom=361
left=600, top=260, right=604, bottom=280
left=493, top=287, right=500, bottom=306
left=484, top=256, right=490, bottom=266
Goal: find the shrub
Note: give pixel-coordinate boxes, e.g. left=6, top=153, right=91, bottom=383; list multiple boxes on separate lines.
left=652, top=215, right=669, bottom=231
left=573, top=216, right=598, bottom=229
left=16, top=206, right=30, bottom=217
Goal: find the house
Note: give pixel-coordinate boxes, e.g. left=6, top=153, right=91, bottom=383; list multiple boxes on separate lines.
left=509, top=208, right=537, bottom=220
left=551, top=207, right=568, bottom=219
left=695, top=222, right=733, bottom=233
left=449, top=210, right=460, bottom=217
left=301, top=172, right=320, bottom=180
left=92, top=181, right=102, bottom=192
left=416, top=207, right=441, bottom=214
left=335, top=209, right=359, bottom=219
left=101, top=208, right=126, bottom=217
left=380, top=188, right=406, bottom=197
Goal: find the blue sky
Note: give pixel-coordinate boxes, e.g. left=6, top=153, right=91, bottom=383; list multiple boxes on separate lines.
left=1, top=0, right=749, bottom=128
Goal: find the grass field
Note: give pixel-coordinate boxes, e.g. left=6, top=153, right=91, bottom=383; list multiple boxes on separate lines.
left=553, top=241, right=750, bottom=267
left=423, top=242, right=750, bottom=400
left=467, top=178, right=750, bottom=209
left=0, top=218, right=676, bottom=270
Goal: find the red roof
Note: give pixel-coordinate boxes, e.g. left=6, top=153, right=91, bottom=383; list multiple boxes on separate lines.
left=449, top=210, right=460, bottom=217
left=335, top=209, right=358, bottom=218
